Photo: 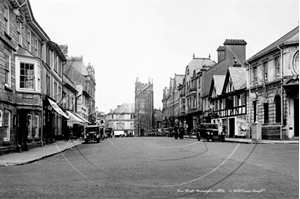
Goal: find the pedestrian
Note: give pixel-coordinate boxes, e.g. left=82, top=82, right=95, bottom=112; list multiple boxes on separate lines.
left=65, top=126, right=70, bottom=142
left=69, top=127, right=73, bottom=142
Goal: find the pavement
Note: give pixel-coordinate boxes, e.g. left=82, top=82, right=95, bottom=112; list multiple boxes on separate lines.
left=0, top=136, right=298, bottom=167
left=0, top=140, right=83, bottom=167
left=184, top=135, right=299, bottom=144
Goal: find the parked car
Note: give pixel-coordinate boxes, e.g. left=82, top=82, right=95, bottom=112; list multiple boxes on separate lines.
left=84, top=125, right=101, bottom=143
left=197, top=123, right=225, bottom=142
left=105, top=127, right=114, bottom=138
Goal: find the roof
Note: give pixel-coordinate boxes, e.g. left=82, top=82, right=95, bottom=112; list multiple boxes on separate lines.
left=228, top=67, right=247, bottom=90
left=187, top=57, right=216, bottom=72
left=212, top=75, right=226, bottom=96
left=174, top=74, right=184, bottom=90
left=110, top=103, right=135, bottom=114
left=66, top=56, right=88, bottom=76
left=202, top=59, right=229, bottom=97
left=247, top=26, right=299, bottom=62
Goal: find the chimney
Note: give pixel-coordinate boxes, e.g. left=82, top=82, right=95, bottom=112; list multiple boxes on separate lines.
left=217, top=46, right=226, bottom=63
left=223, top=39, right=247, bottom=65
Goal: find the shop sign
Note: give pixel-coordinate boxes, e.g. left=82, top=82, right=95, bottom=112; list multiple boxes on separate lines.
left=23, top=94, right=34, bottom=99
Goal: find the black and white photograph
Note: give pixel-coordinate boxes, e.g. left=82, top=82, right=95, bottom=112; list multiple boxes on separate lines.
left=0, top=0, right=299, bottom=198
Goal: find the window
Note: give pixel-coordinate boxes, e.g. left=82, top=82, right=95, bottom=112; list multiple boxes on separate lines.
left=264, top=103, right=269, bottom=123
left=253, top=101, right=257, bottom=122
left=3, top=110, right=11, bottom=141
left=253, top=67, right=257, bottom=81
left=275, top=57, right=280, bottom=78
left=20, top=62, right=35, bottom=90
left=54, top=82, right=57, bottom=100
left=263, top=62, right=268, bottom=82
left=4, top=3, right=10, bottom=35
left=27, top=30, right=31, bottom=51
left=58, top=86, right=62, bottom=101
left=275, top=95, right=281, bottom=123
left=4, top=51, right=11, bottom=87
left=46, top=74, right=50, bottom=96
left=17, top=22, right=22, bottom=46
left=54, top=55, right=58, bottom=71
left=34, top=38, right=38, bottom=54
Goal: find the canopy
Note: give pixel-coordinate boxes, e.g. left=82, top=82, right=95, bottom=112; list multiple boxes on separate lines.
left=72, top=112, right=91, bottom=124
left=66, top=110, right=85, bottom=125
left=48, top=98, right=69, bottom=119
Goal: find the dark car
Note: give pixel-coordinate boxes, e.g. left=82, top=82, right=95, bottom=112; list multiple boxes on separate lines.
left=84, top=125, right=101, bottom=143
left=105, top=127, right=114, bottom=138
left=197, top=123, right=225, bottom=142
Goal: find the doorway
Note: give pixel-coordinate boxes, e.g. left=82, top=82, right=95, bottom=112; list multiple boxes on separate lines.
left=294, top=98, right=299, bottom=137
left=229, top=118, right=235, bottom=138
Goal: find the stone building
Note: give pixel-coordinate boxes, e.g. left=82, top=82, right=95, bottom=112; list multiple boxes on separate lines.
left=64, top=55, right=96, bottom=123
left=134, top=78, right=154, bottom=136
left=0, top=0, right=68, bottom=154
left=246, top=26, right=299, bottom=140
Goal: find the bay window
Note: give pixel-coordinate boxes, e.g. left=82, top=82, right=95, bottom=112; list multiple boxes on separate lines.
left=20, top=62, right=35, bottom=90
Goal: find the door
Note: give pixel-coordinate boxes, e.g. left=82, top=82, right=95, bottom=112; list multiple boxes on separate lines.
left=295, top=98, right=299, bottom=137
left=229, top=118, right=235, bottom=138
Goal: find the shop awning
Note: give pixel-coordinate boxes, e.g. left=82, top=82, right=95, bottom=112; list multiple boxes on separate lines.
left=66, top=110, right=85, bottom=124
left=72, top=112, right=91, bottom=124
left=48, top=98, right=69, bottom=119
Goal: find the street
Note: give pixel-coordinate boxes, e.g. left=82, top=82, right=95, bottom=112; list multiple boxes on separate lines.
left=0, top=137, right=298, bottom=199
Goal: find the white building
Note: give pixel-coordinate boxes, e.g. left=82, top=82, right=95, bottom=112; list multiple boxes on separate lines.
left=106, top=103, right=135, bottom=136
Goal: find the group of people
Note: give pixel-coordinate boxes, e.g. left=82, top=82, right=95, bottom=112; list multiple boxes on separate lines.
left=64, top=126, right=73, bottom=142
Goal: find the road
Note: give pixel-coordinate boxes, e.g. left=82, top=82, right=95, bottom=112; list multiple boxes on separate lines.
left=0, top=137, right=298, bottom=199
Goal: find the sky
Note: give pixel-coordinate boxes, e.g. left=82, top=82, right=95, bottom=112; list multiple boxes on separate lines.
left=29, top=0, right=299, bottom=114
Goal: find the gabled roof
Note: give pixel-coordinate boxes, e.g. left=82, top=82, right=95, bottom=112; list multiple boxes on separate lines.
left=227, top=67, right=247, bottom=90
left=210, top=75, right=226, bottom=97
left=247, top=26, right=299, bottom=62
left=110, top=103, right=135, bottom=114
left=202, top=59, right=228, bottom=97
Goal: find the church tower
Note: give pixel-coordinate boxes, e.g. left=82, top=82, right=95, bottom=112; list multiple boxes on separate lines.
left=134, top=77, right=154, bottom=136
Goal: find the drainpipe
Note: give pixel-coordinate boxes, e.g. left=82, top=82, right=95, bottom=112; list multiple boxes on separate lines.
left=277, top=45, right=283, bottom=140
left=245, top=61, right=251, bottom=138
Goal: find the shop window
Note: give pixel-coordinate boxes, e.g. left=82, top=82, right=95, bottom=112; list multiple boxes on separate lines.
left=27, top=114, right=32, bottom=139
left=3, top=110, right=11, bottom=141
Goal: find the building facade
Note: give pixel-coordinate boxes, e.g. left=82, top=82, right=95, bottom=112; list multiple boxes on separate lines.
left=106, top=103, right=135, bottom=136
left=209, top=67, right=248, bottom=138
left=134, top=78, right=154, bottom=136
left=246, top=26, right=299, bottom=140
left=0, top=0, right=68, bottom=154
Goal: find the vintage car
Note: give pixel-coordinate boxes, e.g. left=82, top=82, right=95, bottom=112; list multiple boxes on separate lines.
left=105, top=127, right=114, bottom=138
left=197, top=123, right=225, bottom=142
left=84, top=125, right=101, bottom=143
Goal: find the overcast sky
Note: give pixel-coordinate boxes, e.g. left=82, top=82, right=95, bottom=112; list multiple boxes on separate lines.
left=30, top=0, right=299, bottom=113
